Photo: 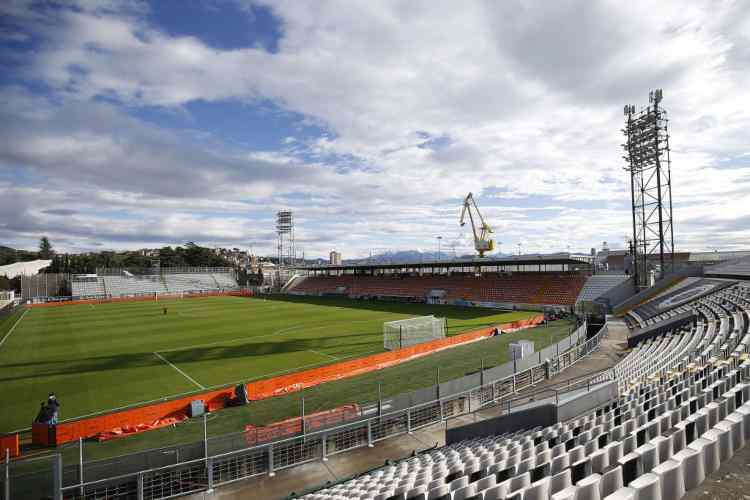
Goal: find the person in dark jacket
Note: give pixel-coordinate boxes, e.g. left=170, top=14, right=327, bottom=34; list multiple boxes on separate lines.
left=47, top=393, right=60, bottom=424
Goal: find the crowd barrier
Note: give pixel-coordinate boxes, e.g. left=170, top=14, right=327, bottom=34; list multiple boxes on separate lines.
left=34, top=314, right=544, bottom=445
left=26, top=289, right=252, bottom=308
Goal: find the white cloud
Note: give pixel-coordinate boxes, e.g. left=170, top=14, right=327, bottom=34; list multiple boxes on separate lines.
left=2, top=1, right=750, bottom=257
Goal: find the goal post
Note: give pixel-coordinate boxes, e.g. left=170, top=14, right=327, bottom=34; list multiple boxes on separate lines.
left=384, top=315, right=446, bottom=350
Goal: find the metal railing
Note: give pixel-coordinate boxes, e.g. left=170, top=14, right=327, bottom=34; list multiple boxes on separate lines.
left=30, top=323, right=609, bottom=500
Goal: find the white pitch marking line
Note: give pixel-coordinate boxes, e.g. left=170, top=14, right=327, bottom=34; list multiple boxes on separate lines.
left=153, top=352, right=205, bottom=390
left=308, top=349, right=338, bottom=361
left=0, top=308, right=28, bottom=349
left=11, top=347, right=387, bottom=433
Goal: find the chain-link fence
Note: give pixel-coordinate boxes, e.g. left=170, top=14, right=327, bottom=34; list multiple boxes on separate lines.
left=15, top=321, right=606, bottom=500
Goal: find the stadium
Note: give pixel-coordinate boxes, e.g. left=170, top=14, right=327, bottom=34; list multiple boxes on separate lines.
left=3, top=3, right=750, bottom=500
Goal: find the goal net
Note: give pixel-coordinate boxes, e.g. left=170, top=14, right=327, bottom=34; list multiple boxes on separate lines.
left=384, top=315, right=446, bottom=350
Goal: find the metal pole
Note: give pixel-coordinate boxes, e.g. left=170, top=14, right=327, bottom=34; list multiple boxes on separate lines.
left=203, top=412, right=208, bottom=459
left=480, top=358, right=485, bottom=387
left=79, top=438, right=84, bottom=496
left=4, top=449, right=9, bottom=500
left=301, top=395, right=306, bottom=437
left=137, top=472, right=144, bottom=500
left=378, top=382, right=382, bottom=418
left=52, top=454, right=62, bottom=500
left=268, top=444, right=275, bottom=477
left=436, top=367, right=441, bottom=400
left=367, top=420, right=374, bottom=447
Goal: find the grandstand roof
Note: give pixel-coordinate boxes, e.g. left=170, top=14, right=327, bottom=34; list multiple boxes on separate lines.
left=704, top=255, right=750, bottom=278
left=300, top=252, right=593, bottom=272
left=0, top=259, right=52, bottom=279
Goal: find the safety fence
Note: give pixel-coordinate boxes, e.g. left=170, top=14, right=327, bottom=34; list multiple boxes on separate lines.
left=1, top=322, right=606, bottom=499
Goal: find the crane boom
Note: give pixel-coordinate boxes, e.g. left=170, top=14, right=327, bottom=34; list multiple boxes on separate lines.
left=459, top=193, right=495, bottom=257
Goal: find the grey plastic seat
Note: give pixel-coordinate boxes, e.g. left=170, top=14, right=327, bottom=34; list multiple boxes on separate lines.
left=651, top=459, right=685, bottom=500
left=649, top=435, right=672, bottom=463
left=508, top=472, right=531, bottom=492
left=475, top=475, right=496, bottom=492
left=628, top=472, right=661, bottom=500
left=600, top=466, right=623, bottom=498
left=604, top=442, right=623, bottom=465
left=521, top=477, right=551, bottom=500
left=702, top=427, right=732, bottom=463
left=688, top=436, right=720, bottom=476
left=575, top=473, right=602, bottom=500
left=426, top=484, right=450, bottom=500
left=551, top=455, right=570, bottom=475
left=590, top=449, right=610, bottom=474
left=716, top=418, right=744, bottom=452
left=405, top=485, right=427, bottom=500
left=449, top=476, right=469, bottom=492
left=482, top=484, right=507, bottom=500
left=549, top=469, right=571, bottom=494
left=633, top=444, right=659, bottom=473
left=550, top=485, right=577, bottom=500
left=728, top=409, right=750, bottom=442
left=452, top=484, right=477, bottom=500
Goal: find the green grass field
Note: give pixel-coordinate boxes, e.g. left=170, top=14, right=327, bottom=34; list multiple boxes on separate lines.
left=0, top=295, right=542, bottom=433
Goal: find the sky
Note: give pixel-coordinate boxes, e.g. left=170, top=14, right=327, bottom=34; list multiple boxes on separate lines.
left=1, top=0, right=750, bottom=259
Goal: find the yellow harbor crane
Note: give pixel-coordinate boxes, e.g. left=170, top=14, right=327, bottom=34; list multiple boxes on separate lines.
left=459, top=192, right=495, bottom=257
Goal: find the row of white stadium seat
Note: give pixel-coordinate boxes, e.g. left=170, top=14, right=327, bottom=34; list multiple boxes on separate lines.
left=72, top=272, right=239, bottom=298
left=302, top=281, right=750, bottom=500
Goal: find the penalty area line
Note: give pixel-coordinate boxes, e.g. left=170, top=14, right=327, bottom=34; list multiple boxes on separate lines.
left=0, top=308, right=28, bottom=349
left=307, top=349, right=338, bottom=361
left=153, top=352, right=205, bottom=390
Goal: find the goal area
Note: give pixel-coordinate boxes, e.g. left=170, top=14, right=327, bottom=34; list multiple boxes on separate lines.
left=383, top=315, right=446, bottom=350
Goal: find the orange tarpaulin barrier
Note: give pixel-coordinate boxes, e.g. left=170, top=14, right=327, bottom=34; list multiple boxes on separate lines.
left=97, top=415, right=189, bottom=441
left=0, top=434, right=20, bottom=460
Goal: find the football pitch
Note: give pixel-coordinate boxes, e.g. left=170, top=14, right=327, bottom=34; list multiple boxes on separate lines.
left=0, top=295, right=540, bottom=433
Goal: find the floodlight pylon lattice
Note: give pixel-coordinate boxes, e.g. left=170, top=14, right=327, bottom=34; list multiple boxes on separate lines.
left=623, top=89, right=675, bottom=289
left=383, top=315, right=446, bottom=350
left=276, top=210, right=295, bottom=267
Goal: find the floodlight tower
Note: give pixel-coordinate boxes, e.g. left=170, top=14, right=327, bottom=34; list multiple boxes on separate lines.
left=276, top=210, right=295, bottom=267
left=623, top=89, right=675, bottom=289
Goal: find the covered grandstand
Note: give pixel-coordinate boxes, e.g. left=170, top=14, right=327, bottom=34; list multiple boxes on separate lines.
left=290, top=254, right=594, bottom=308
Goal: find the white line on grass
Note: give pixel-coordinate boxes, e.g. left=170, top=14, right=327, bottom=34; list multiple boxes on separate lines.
left=0, top=308, right=28, bottom=349
left=11, top=347, right=386, bottom=433
left=153, top=352, right=205, bottom=390
left=307, top=349, right=338, bottom=361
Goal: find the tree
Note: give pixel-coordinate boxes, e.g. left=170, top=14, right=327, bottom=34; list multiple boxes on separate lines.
left=39, top=237, right=54, bottom=260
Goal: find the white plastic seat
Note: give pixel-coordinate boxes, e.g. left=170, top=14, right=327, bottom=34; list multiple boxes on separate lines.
left=575, top=473, right=602, bottom=500
left=633, top=444, right=659, bottom=473
left=603, top=486, right=635, bottom=499
left=628, top=472, right=661, bottom=500
left=551, top=486, right=577, bottom=500
left=590, top=449, right=610, bottom=474
left=716, top=418, right=743, bottom=453
left=671, top=448, right=706, bottom=490
left=651, top=459, right=685, bottom=500
left=703, top=427, right=732, bottom=463
left=600, top=466, right=623, bottom=498
left=517, top=475, right=547, bottom=500
left=452, top=484, right=477, bottom=500
left=549, top=469, right=571, bottom=495
left=688, top=437, right=720, bottom=475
